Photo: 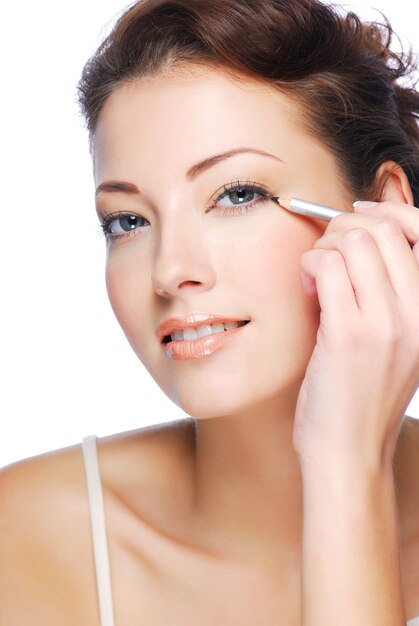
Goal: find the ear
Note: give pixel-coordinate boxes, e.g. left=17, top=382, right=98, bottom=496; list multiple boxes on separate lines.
left=375, top=160, right=415, bottom=206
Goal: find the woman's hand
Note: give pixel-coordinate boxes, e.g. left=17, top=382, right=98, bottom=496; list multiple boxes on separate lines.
left=293, top=199, right=419, bottom=472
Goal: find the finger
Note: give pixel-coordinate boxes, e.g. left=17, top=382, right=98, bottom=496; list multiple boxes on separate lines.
left=325, top=213, right=419, bottom=302
left=300, top=248, right=358, bottom=325
left=353, top=200, right=419, bottom=249
left=366, top=217, right=419, bottom=301
left=313, top=227, right=395, bottom=313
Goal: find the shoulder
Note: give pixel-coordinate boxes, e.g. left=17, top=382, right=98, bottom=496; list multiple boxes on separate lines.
left=0, top=440, right=88, bottom=545
left=0, top=441, right=99, bottom=624
left=0, top=418, right=195, bottom=624
left=0, top=438, right=89, bottom=529
left=0, top=416, right=195, bottom=515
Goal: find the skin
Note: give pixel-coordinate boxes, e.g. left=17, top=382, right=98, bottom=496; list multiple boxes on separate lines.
left=1, top=64, right=419, bottom=624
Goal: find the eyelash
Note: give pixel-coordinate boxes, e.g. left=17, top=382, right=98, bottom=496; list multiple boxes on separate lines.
left=98, top=180, right=272, bottom=242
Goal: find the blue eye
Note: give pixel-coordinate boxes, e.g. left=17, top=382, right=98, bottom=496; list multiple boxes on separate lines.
left=100, top=212, right=149, bottom=239
left=211, top=180, right=271, bottom=215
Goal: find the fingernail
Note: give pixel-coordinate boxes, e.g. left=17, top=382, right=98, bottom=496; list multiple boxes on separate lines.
left=353, top=200, right=378, bottom=209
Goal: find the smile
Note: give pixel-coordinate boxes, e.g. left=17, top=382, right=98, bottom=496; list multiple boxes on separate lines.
left=163, top=320, right=250, bottom=360
left=163, top=320, right=248, bottom=343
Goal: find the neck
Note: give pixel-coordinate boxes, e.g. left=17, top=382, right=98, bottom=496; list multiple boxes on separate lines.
left=190, top=382, right=304, bottom=570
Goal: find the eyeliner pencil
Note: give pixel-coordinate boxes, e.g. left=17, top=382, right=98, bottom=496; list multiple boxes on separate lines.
left=272, top=196, right=415, bottom=248
left=271, top=196, right=346, bottom=221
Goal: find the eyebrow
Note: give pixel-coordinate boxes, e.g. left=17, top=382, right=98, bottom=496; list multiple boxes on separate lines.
left=95, top=180, right=140, bottom=197
left=185, top=147, right=284, bottom=181
left=95, top=147, right=284, bottom=196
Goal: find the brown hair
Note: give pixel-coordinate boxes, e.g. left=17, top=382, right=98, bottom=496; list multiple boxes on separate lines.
left=77, top=0, right=419, bottom=205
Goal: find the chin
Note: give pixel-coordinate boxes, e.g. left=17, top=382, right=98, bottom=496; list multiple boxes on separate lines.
left=160, top=371, right=304, bottom=421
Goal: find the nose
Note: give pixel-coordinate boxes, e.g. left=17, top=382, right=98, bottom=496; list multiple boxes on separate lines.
left=151, top=212, right=216, bottom=299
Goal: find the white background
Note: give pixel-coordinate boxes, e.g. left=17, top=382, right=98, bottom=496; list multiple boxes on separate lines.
left=1, top=0, right=418, bottom=467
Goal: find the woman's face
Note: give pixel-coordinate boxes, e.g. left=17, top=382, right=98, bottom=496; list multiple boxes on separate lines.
left=93, top=66, right=352, bottom=418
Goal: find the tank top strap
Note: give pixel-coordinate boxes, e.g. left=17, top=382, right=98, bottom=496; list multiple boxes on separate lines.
left=81, top=435, right=116, bottom=626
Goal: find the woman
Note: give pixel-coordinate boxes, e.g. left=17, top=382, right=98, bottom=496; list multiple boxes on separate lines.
left=1, top=0, right=419, bottom=624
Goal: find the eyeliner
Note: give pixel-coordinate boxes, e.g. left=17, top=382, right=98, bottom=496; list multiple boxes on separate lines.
left=271, top=196, right=346, bottom=221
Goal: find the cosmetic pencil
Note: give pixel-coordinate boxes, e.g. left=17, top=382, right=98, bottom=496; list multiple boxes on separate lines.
left=271, top=196, right=346, bottom=221
left=272, top=196, right=415, bottom=248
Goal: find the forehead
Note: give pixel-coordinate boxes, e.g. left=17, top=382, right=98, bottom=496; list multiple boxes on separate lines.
left=93, top=67, right=310, bottom=176
left=92, top=65, right=342, bottom=192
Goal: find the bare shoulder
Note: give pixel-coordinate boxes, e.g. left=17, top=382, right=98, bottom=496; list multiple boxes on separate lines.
left=0, top=418, right=196, bottom=625
left=0, top=440, right=99, bottom=624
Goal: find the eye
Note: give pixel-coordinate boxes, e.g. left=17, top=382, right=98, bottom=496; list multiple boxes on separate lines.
left=99, top=180, right=274, bottom=241
left=99, top=211, right=149, bottom=240
left=209, top=180, right=272, bottom=215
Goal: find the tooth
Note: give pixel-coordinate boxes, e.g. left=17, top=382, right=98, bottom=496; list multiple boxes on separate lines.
left=183, top=327, right=199, bottom=340
left=169, top=321, right=243, bottom=342
left=196, top=324, right=213, bottom=338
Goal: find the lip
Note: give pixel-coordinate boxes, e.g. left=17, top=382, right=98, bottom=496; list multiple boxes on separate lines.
left=156, top=313, right=250, bottom=343
left=164, top=322, right=250, bottom=360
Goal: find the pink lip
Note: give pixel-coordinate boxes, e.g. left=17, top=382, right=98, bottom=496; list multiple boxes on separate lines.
left=156, top=313, right=249, bottom=343
left=164, top=323, right=248, bottom=360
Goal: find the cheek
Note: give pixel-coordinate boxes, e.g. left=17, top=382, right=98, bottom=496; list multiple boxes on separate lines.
left=229, top=218, right=321, bottom=372
left=105, top=247, right=149, bottom=342
left=105, top=254, right=127, bottom=325
left=219, top=214, right=319, bottom=313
